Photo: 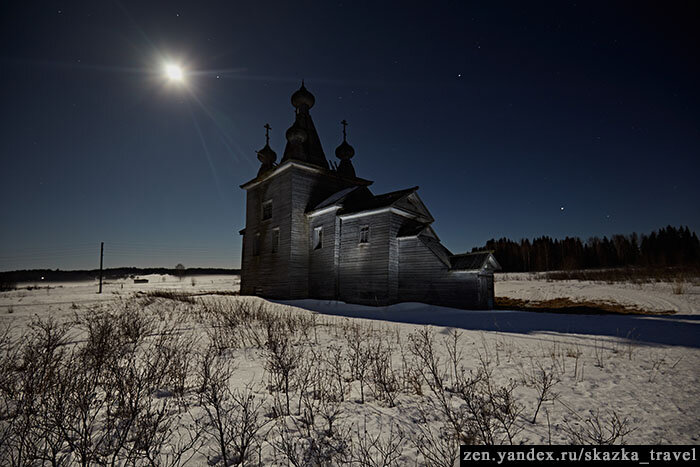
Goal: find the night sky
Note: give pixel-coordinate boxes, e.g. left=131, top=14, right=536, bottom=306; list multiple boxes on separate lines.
left=1, top=1, right=698, bottom=271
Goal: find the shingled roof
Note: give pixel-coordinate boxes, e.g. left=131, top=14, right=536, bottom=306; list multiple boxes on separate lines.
left=309, top=186, right=420, bottom=217
left=340, top=186, right=419, bottom=215
left=449, top=251, right=501, bottom=271
left=281, top=109, right=329, bottom=169
left=313, top=186, right=361, bottom=211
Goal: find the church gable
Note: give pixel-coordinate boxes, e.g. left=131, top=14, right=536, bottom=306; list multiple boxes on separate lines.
left=394, top=192, right=434, bottom=223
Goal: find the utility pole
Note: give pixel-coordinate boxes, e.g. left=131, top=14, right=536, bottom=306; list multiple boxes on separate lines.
left=98, top=242, right=104, bottom=294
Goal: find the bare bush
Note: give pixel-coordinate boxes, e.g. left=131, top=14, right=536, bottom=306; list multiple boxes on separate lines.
left=368, top=338, right=400, bottom=407
left=345, top=324, right=373, bottom=403
left=273, top=416, right=350, bottom=467
left=197, top=347, right=267, bottom=466
left=410, top=416, right=460, bottom=467
left=0, top=318, right=73, bottom=466
left=324, top=344, right=349, bottom=403
left=264, top=320, right=304, bottom=416
left=482, top=376, right=524, bottom=444
left=562, top=409, right=636, bottom=445
left=130, top=403, right=201, bottom=467
left=408, top=328, right=447, bottom=394
left=350, top=418, right=405, bottom=467
left=0, top=301, right=204, bottom=467
left=523, top=361, right=560, bottom=424
left=408, top=328, right=525, bottom=445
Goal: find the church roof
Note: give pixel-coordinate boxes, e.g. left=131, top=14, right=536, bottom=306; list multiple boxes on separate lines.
left=313, top=186, right=361, bottom=211
left=450, top=251, right=502, bottom=271
left=340, top=186, right=419, bottom=215
left=281, top=84, right=329, bottom=169
left=308, top=186, right=420, bottom=217
left=241, top=159, right=373, bottom=190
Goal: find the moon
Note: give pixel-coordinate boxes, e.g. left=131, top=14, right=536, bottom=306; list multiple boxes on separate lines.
left=164, top=64, right=184, bottom=82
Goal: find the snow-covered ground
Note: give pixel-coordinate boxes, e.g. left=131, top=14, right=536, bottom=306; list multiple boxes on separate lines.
left=495, top=272, right=700, bottom=315
left=0, top=274, right=698, bottom=465
left=0, top=274, right=239, bottom=324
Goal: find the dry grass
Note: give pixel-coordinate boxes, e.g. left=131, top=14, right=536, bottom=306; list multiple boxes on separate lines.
left=540, top=266, right=699, bottom=283
left=495, top=297, right=675, bottom=316
left=672, top=278, right=687, bottom=295
left=141, top=289, right=196, bottom=304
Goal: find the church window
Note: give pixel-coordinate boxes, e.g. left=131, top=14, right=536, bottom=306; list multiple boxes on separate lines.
left=271, top=228, right=280, bottom=253
left=262, top=200, right=272, bottom=220
left=359, top=225, right=370, bottom=244
left=313, top=226, right=323, bottom=250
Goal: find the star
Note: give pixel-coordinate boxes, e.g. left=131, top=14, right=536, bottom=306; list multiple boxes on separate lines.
left=560, top=206, right=565, bottom=211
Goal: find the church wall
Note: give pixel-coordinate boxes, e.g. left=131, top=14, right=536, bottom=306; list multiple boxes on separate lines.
left=289, top=167, right=356, bottom=299
left=240, top=171, right=293, bottom=298
left=338, top=211, right=392, bottom=305
left=308, top=209, right=338, bottom=300
left=397, top=236, right=448, bottom=303
left=398, top=237, right=493, bottom=309
left=387, top=213, right=403, bottom=302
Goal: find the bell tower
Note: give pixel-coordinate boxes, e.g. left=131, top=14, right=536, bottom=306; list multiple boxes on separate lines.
left=240, top=83, right=372, bottom=298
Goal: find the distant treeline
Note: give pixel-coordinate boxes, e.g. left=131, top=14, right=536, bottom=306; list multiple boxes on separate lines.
left=473, top=225, right=700, bottom=272
left=0, top=267, right=241, bottom=284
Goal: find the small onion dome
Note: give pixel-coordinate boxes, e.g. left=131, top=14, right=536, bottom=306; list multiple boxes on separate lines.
left=285, top=122, right=307, bottom=144
left=291, top=83, right=315, bottom=109
left=256, top=143, right=277, bottom=165
left=335, top=140, right=355, bottom=160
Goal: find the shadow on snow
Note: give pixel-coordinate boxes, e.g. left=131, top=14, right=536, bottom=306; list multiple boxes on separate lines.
left=272, top=299, right=699, bottom=349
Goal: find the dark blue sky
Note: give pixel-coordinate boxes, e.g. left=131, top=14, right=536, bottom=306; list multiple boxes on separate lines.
left=1, top=1, right=698, bottom=270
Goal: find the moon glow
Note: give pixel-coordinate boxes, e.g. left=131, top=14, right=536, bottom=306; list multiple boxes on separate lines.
left=165, top=64, right=184, bottom=82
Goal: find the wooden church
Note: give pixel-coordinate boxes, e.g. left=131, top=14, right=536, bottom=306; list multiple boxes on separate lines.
left=239, top=83, right=500, bottom=309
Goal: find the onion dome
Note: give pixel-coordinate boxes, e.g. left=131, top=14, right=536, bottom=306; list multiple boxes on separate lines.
left=335, top=119, right=356, bottom=177
left=335, top=119, right=355, bottom=160
left=285, top=121, right=307, bottom=144
left=256, top=143, right=276, bottom=165
left=291, top=81, right=315, bottom=109
left=256, top=124, right=277, bottom=175
left=335, top=140, right=354, bottom=160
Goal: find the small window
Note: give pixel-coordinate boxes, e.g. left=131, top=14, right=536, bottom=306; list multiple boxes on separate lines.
left=253, top=233, right=261, bottom=256
left=262, top=200, right=272, bottom=221
left=312, top=226, right=323, bottom=250
left=271, top=228, right=280, bottom=253
left=359, top=225, right=370, bottom=244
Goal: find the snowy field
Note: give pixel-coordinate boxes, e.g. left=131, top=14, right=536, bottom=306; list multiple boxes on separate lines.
left=496, top=272, right=700, bottom=316
left=0, top=273, right=698, bottom=465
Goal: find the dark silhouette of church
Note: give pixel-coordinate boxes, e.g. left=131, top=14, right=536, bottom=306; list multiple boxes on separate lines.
left=239, top=83, right=500, bottom=309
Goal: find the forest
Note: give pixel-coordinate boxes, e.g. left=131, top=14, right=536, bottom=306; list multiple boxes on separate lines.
left=472, top=225, right=700, bottom=272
